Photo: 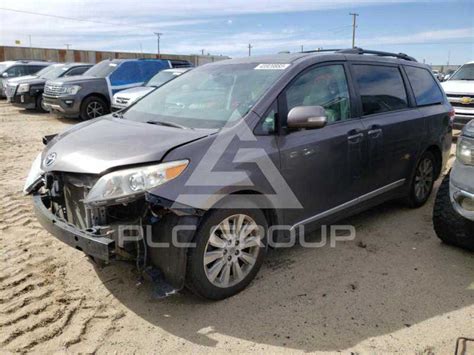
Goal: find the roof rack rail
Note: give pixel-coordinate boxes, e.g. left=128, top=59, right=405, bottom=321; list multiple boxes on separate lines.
left=301, top=48, right=343, bottom=54
left=338, top=47, right=417, bottom=62
left=301, top=47, right=417, bottom=62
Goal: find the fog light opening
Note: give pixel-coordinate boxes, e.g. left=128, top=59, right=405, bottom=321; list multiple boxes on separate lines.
left=460, top=197, right=474, bottom=212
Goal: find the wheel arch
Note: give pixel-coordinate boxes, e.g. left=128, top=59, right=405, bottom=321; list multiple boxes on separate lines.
left=425, top=144, right=443, bottom=179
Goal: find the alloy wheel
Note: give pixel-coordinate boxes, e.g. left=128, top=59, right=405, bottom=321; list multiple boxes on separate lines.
left=203, top=214, right=262, bottom=288
left=414, top=157, right=434, bottom=201
left=86, top=101, right=104, bottom=119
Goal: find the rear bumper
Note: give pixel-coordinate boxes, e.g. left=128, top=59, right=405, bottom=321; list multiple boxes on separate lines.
left=42, top=94, right=81, bottom=118
left=33, top=194, right=115, bottom=261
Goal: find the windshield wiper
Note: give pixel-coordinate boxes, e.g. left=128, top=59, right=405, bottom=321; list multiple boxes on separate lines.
left=146, top=120, right=189, bottom=129
left=112, top=111, right=124, bottom=119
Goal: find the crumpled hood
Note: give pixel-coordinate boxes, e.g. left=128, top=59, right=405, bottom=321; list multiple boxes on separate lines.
left=441, top=80, right=474, bottom=95
left=114, top=86, right=154, bottom=102
left=42, top=116, right=216, bottom=174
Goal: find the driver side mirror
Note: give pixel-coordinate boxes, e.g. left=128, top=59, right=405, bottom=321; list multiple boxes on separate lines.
left=287, top=106, right=327, bottom=130
left=1, top=72, right=8, bottom=78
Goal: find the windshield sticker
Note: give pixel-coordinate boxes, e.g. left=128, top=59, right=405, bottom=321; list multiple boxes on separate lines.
left=255, top=64, right=290, bottom=70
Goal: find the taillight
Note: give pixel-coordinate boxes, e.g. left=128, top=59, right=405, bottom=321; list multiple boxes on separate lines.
left=448, top=107, right=456, bottom=122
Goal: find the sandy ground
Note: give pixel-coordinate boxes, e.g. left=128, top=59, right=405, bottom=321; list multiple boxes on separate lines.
left=0, top=101, right=473, bottom=354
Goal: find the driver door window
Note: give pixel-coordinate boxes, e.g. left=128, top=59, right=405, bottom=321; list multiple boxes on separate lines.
left=284, top=64, right=351, bottom=125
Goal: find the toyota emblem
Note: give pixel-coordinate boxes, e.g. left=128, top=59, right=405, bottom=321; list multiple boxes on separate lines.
left=44, top=152, right=57, bottom=167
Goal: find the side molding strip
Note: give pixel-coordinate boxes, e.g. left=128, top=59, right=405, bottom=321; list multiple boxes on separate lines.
left=290, top=179, right=406, bottom=231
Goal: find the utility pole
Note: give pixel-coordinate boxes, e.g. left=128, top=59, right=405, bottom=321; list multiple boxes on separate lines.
left=301, top=45, right=304, bottom=52
left=154, top=32, right=163, bottom=58
left=248, top=43, right=253, bottom=56
left=447, top=50, right=451, bottom=67
left=201, top=49, right=205, bottom=55
left=28, top=35, right=32, bottom=58
left=349, top=13, right=359, bottom=48
left=65, top=44, right=71, bottom=50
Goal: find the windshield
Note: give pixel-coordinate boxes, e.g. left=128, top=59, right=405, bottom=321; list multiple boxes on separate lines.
left=450, top=64, right=474, bottom=81
left=39, top=64, right=68, bottom=79
left=146, top=70, right=182, bottom=87
left=83, top=60, right=118, bottom=78
left=125, top=63, right=287, bottom=129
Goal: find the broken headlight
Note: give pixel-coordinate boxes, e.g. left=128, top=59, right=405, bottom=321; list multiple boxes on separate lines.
left=457, top=136, right=474, bottom=166
left=84, top=160, right=189, bottom=206
left=23, top=153, right=44, bottom=194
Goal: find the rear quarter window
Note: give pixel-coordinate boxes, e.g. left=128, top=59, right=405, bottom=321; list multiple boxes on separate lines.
left=404, top=66, right=444, bottom=106
left=352, top=64, right=408, bottom=116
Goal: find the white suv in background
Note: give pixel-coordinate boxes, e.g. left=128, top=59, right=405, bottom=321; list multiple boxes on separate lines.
left=441, top=61, right=474, bottom=129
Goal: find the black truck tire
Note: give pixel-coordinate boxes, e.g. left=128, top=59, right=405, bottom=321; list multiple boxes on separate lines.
left=36, top=94, right=48, bottom=113
left=80, top=96, right=109, bottom=120
left=433, top=173, right=474, bottom=251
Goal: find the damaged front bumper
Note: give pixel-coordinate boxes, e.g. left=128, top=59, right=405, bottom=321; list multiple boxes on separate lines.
left=33, top=193, right=115, bottom=261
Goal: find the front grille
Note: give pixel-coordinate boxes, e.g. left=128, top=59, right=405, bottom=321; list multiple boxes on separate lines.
left=44, top=83, right=65, bottom=97
left=451, top=102, right=474, bottom=109
left=46, top=173, right=102, bottom=230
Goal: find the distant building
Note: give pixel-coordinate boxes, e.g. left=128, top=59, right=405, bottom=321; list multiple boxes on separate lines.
left=0, top=45, right=229, bottom=67
left=431, top=64, right=461, bottom=74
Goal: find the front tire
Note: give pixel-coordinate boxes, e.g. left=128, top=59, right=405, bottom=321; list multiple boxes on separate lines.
left=186, top=203, right=268, bottom=300
left=80, top=96, right=109, bottom=120
left=36, top=94, right=48, bottom=113
left=433, top=173, right=474, bottom=251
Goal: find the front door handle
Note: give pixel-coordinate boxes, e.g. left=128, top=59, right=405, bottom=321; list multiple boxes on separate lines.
left=347, top=129, right=364, bottom=143
left=368, top=125, right=383, bottom=138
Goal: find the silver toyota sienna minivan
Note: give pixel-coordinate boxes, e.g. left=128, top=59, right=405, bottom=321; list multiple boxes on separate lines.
left=25, top=48, right=453, bottom=299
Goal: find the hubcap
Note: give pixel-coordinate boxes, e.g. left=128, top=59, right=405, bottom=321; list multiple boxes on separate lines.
left=414, top=158, right=434, bottom=201
left=86, top=101, right=104, bottom=118
left=203, top=214, right=262, bottom=288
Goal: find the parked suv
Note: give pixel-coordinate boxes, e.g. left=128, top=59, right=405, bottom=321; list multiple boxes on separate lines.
left=111, top=68, right=191, bottom=111
left=7, top=63, right=92, bottom=112
left=441, top=61, right=474, bottom=129
left=42, top=59, right=182, bottom=120
left=433, top=119, right=474, bottom=250
left=25, top=48, right=452, bottom=299
left=0, top=60, right=52, bottom=97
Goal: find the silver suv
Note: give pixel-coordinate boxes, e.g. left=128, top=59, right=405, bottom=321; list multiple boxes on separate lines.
left=433, top=120, right=474, bottom=250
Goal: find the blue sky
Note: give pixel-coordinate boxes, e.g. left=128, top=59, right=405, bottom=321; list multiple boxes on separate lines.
left=0, top=0, right=473, bottom=64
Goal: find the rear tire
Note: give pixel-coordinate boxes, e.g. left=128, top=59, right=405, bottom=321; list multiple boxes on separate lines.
left=186, top=200, right=268, bottom=300
left=406, top=151, right=436, bottom=208
left=433, top=173, right=474, bottom=251
left=80, top=96, right=109, bottom=120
